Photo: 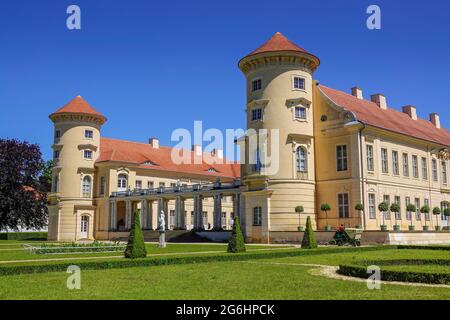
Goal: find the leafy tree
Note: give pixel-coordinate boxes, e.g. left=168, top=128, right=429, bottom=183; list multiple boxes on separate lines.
left=301, top=216, right=317, bottom=249
left=432, top=206, right=441, bottom=228
left=227, top=215, right=246, bottom=253
left=295, top=205, right=304, bottom=229
left=320, top=203, right=331, bottom=227
left=0, top=139, right=48, bottom=231
left=444, top=208, right=450, bottom=217
left=406, top=204, right=417, bottom=227
left=38, top=160, right=54, bottom=193
left=390, top=203, right=400, bottom=226
left=378, top=202, right=389, bottom=227
left=124, top=210, right=147, bottom=259
left=420, top=205, right=430, bottom=227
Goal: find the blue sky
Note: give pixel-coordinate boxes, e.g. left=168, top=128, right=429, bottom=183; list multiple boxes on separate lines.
left=1, top=0, right=449, bottom=160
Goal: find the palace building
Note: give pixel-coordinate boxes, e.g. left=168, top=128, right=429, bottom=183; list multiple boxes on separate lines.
left=47, top=32, right=450, bottom=242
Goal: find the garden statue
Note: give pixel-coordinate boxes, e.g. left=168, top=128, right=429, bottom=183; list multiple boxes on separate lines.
left=158, top=210, right=166, bottom=248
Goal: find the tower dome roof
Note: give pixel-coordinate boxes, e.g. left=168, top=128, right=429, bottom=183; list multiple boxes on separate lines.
left=49, top=96, right=107, bottom=124
left=239, top=32, right=320, bottom=72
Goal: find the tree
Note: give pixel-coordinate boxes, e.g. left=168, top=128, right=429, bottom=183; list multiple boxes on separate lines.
left=378, top=202, right=389, bottom=227
left=124, top=209, right=147, bottom=259
left=0, top=139, right=48, bottom=231
left=420, top=205, right=430, bottom=227
left=295, top=205, right=304, bottom=229
left=301, top=216, right=317, bottom=249
left=390, top=203, right=400, bottom=227
left=320, top=203, right=331, bottom=228
left=38, top=160, right=54, bottom=193
left=227, top=216, right=246, bottom=253
left=432, top=207, right=441, bottom=229
left=406, top=204, right=417, bottom=228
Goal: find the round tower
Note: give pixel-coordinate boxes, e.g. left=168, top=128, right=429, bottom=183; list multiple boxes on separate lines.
left=238, top=32, right=320, bottom=241
left=47, top=96, right=107, bottom=241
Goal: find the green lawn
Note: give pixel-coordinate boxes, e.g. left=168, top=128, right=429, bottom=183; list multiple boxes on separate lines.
left=0, top=243, right=448, bottom=300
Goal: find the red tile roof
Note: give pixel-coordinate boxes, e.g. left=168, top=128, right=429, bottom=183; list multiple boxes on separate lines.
left=319, top=85, right=450, bottom=146
left=97, top=137, right=240, bottom=179
left=50, top=96, right=106, bottom=122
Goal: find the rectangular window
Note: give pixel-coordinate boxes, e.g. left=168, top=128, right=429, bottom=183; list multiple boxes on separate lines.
left=367, top=145, right=374, bottom=171
left=169, top=210, right=175, bottom=229
left=402, top=153, right=409, bottom=177
left=394, top=196, right=401, bottom=220
left=159, top=182, right=165, bottom=188
left=253, top=207, right=263, bottom=226
left=338, top=193, right=349, bottom=218
left=424, top=199, right=430, bottom=221
left=442, top=161, right=447, bottom=185
left=53, top=150, right=60, bottom=159
left=406, top=197, right=412, bottom=220
left=422, top=157, right=428, bottom=180
left=381, top=148, right=388, bottom=173
left=383, top=195, right=391, bottom=220
left=336, top=145, right=348, bottom=171
left=84, top=150, right=93, bottom=159
left=415, top=198, right=421, bottom=220
left=251, top=108, right=262, bottom=121
left=251, top=78, right=262, bottom=92
left=84, top=130, right=93, bottom=139
left=412, top=155, right=419, bottom=178
left=432, top=159, right=438, bottom=182
left=147, top=181, right=154, bottom=189
left=135, top=180, right=142, bottom=190
left=202, top=211, right=208, bottom=227
left=368, top=194, right=376, bottom=219
left=392, top=151, right=399, bottom=175
left=293, top=76, right=305, bottom=90
left=295, top=106, right=307, bottom=119
left=441, top=202, right=448, bottom=221
left=221, top=212, right=227, bottom=228
left=55, top=130, right=61, bottom=139
left=100, top=177, right=105, bottom=195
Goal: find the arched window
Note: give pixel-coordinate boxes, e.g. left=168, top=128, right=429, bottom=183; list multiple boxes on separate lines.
left=117, top=174, right=128, bottom=192
left=296, top=147, right=307, bottom=172
left=253, top=206, right=262, bottom=226
left=82, top=176, right=91, bottom=197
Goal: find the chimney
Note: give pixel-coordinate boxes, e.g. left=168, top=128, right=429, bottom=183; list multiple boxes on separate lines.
left=192, top=144, right=202, bottom=156
left=149, top=138, right=159, bottom=148
left=430, top=113, right=441, bottom=128
left=351, top=87, right=363, bottom=100
left=402, top=105, right=417, bottom=120
left=370, top=94, right=387, bottom=110
left=212, top=148, right=224, bottom=160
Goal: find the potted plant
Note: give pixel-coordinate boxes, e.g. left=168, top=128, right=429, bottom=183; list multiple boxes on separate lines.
left=390, top=203, right=401, bottom=231
left=420, top=205, right=430, bottom=231
left=406, top=203, right=417, bottom=231
left=378, top=202, right=389, bottom=231
left=295, top=205, right=305, bottom=231
left=320, top=203, right=331, bottom=231
left=444, top=208, right=450, bottom=231
left=432, top=207, right=441, bottom=230
left=354, top=203, right=364, bottom=229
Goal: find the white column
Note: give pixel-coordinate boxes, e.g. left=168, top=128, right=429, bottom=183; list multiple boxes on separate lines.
left=213, top=193, right=222, bottom=230
left=175, top=196, right=185, bottom=229
left=141, top=200, right=147, bottom=229
left=194, top=195, right=203, bottom=230
left=110, top=201, right=117, bottom=230
left=125, top=200, right=132, bottom=230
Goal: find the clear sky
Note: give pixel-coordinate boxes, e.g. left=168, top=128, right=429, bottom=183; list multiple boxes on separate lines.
left=1, top=0, right=449, bottom=160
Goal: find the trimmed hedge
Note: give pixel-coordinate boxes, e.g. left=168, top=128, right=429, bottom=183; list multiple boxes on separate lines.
left=0, top=245, right=391, bottom=277
left=0, top=232, right=47, bottom=240
left=338, top=263, right=450, bottom=285
left=397, top=245, right=450, bottom=251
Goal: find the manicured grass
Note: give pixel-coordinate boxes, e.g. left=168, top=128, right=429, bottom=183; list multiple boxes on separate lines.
left=0, top=260, right=449, bottom=300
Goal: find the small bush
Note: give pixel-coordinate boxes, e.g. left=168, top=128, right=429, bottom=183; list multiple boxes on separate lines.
left=301, top=216, right=317, bottom=249
left=227, top=216, right=246, bottom=253
left=397, top=245, right=450, bottom=251
left=124, top=210, right=147, bottom=259
left=0, top=232, right=47, bottom=240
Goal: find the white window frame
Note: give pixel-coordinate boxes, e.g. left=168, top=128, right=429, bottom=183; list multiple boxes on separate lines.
left=294, top=106, right=307, bottom=120
left=383, top=195, right=391, bottom=220
left=368, top=193, right=376, bottom=219
left=84, top=150, right=93, bottom=160
left=422, top=157, right=428, bottom=180
left=336, top=145, right=348, bottom=172
left=117, top=174, right=128, bottom=192
left=394, top=196, right=401, bottom=220
left=412, top=155, right=419, bottom=178
left=253, top=206, right=262, bottom=226
left=392, top=150, right=399, bottom=175
left=296, top=146, right=308, bottom=173
left=84, top=129, right=93, bottom=139
left=381, top=148, right=388, bottom=174
left=432, top=159, right=438, bottom=182
left=367, top=145, right=374, bottom=171
left=402, top=153, right=409, bottom=177
left=99, top=176, right=106, bottom=196
left=442, top=161, right=447, bottom=185
left=292, top=76, right=306, bottom=90
left=338, top=193, right=349, bottom=218
left=251, top=108, right=263, bottom=122
left=82, top=176, right=92, bottom=198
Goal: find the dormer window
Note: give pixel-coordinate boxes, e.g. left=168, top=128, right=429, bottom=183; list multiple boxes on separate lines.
left=251, top=78, right=262, bottom=92
left=54, top=150, right=60, bottom=159
left=251, top=108, right=263, bottom=121
left=293, top=76, right=305, bottom=90
left=55, top=130, right=61, bottom=139
left=207, top=168, right=218, bottom=173
left=85, top=130, right=93, bottom=139
left=143, top=160, right=156, bottom=166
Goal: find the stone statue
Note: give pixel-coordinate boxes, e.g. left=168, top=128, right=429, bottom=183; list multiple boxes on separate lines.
left=158, top=210, right=166, bottom=248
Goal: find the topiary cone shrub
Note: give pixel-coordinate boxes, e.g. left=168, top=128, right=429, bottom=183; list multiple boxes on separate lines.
left=227, top=216, right=246, bottom=253
left=301, top=216, right=317, bottom=249
left=124, top=210, right=147, bottom=259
